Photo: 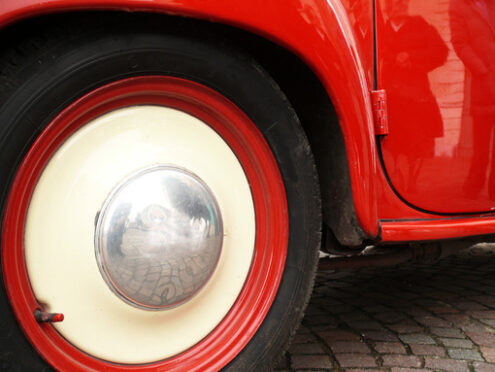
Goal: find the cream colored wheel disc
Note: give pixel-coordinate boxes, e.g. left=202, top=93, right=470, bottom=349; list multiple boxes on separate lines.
left=24, top=106, right=255, bottom=363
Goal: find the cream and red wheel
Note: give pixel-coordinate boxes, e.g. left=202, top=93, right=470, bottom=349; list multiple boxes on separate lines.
left=0, top=22, right=320, bottom=371
left=2, top=76, right=288, bottom=370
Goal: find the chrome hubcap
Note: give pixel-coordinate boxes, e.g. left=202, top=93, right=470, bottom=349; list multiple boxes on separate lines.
left=95, top=166, right=223, bottom=310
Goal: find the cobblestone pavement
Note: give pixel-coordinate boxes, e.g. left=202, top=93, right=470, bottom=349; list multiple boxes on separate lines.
left=275, top=245, right=495, bottom=371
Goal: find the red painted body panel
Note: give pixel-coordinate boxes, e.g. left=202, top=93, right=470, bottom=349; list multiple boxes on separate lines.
left=381, top=216, right=495, bottom=242
left=376, top=164, right=440, bottom=220
left=340, top=0, right=374, bottom=88
left=0, top=0, right=379, bottom=238
left=1, top=0, right=495, bottom=243
left=377, top=0, right=495, bottom=215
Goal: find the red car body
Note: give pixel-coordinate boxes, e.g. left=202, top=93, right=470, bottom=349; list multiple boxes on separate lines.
left=3, top=0, right=493, bottom=243
left=0, top=0, right=494, bottom=370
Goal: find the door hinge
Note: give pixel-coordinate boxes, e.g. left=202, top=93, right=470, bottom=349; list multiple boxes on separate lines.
left=371, top=89, right=389, bottom=136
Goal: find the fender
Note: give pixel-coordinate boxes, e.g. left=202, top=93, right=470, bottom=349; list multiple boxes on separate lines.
left=0, top=0, right=379, bottom=238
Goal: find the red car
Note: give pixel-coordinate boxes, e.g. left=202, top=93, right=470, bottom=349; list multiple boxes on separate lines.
left=0, top=0, right=493, bottom=370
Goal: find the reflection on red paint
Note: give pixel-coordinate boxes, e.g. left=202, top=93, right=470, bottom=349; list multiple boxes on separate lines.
left=378, top=0, right=495, bottom=214
left=451, top=0, right=495, bottom=201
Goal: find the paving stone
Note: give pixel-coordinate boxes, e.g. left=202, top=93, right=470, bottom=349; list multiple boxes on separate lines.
left=327, top=304, right=355, bottom=314
left=447, top=348, right=484, bottom=361
left=388, top=299, right=414, bottom=308
left=362, top=331, right=399, bottom=342
left=288, top=343, right=325, bottom=354
left=414, top=315, right=451, bottom=327
left=462, top=322, right=494, bottom=334
left=381, top=355, right=422, bottom=368
left=471, top=311, right=495, bottom=320
left=409, top=344, right=446, bottom=356
left=429, top=306, right=460, bottom=314
left=374, top=342, right=407, bottom=354
left=430, top=327, right=464, bottom=338
left=467, top=332, right=495, bottom=347
left=290, top=354, right=333, bottom=369
left=424, top=357, right=469, bottom=372
left=330, top=341, right=370, bottom=353
left=473, top=361, right=495, bottom=372
left=373, top=312, right=407, bottom=324
left=471, top=296, right=495, bottom=304
left=291, top=333, right=317, bottom=344
left=347, top=320, right=384, bottom=331
left=442, top=313, right=472, bottom=325
left=404, top=308, right=431, bottom=317
left=361, top=305, right=390, bottom=314
left=415, top=298, right=442, bottom=307
left=334, top=353, right=377, bottom=368
left=319, top=330, right=361, bottom=342
left=304, top=323, right=337, bottom=333
left=456, top=302, right=489, bottom=311
left=399, top=334, right=436, bottom=345
left=440, top=337, right=474, bottom=348
left=340, top=312, right=372, bottom=322
left=481, top=347, right=495, bottom=363
left=429, top=291, right=460, bottom=301
left=304, top=314, right=336, bottom=326
left=390, top=369, right=430, bottom=372
left=481, top=319, right=495, bottom=328
left=387, top=324, right=425, bottom=334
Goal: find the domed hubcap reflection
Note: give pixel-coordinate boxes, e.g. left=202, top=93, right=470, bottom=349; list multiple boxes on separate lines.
left=95, top=166, right=223, bottom=310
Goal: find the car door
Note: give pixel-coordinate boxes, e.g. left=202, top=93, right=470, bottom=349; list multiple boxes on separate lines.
left=376, top=0, right=495, bottom=214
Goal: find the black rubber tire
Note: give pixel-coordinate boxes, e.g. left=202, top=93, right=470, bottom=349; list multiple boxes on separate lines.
left=0, top=15, right=321, bottom=371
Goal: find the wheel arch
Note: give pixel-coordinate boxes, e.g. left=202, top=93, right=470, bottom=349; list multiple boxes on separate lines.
left=0, top=3, right=377, bottom=243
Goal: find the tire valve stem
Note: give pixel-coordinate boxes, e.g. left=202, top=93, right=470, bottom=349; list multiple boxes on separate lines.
left=34, top=308, right=64, bottom=323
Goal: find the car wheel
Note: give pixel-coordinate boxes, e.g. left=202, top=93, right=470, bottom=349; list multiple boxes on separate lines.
left=0, top=17, right=321, bottom=371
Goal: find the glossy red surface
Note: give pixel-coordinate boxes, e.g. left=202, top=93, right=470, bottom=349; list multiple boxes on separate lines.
left=371, top=89, right=389, bottom=135
left=376, top=160, right=442, bottom=220
left=3, top=0, right=495, bottom=244
left=377, top=0, right=495, bottom=214
left=1, top=76, right=289, bottom=371
left=340, top=0, right=374, bottom=87
left=0, top=0, right=379, bottom=238
left=381, top=216, right=495, bottom=242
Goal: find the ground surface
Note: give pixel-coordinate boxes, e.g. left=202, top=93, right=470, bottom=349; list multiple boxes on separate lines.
left=276, top=244, right=495, bottom=371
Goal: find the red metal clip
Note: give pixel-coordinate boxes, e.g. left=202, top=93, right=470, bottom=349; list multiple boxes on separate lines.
left=34, top=308, right=64, bottom=323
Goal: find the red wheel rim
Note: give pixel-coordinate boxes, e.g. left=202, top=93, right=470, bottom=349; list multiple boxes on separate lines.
left=1, top=76, right=288, bottom=371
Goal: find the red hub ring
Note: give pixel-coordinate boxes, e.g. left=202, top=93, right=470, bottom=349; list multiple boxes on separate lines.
left=1, top=76, right=288, bottom=371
